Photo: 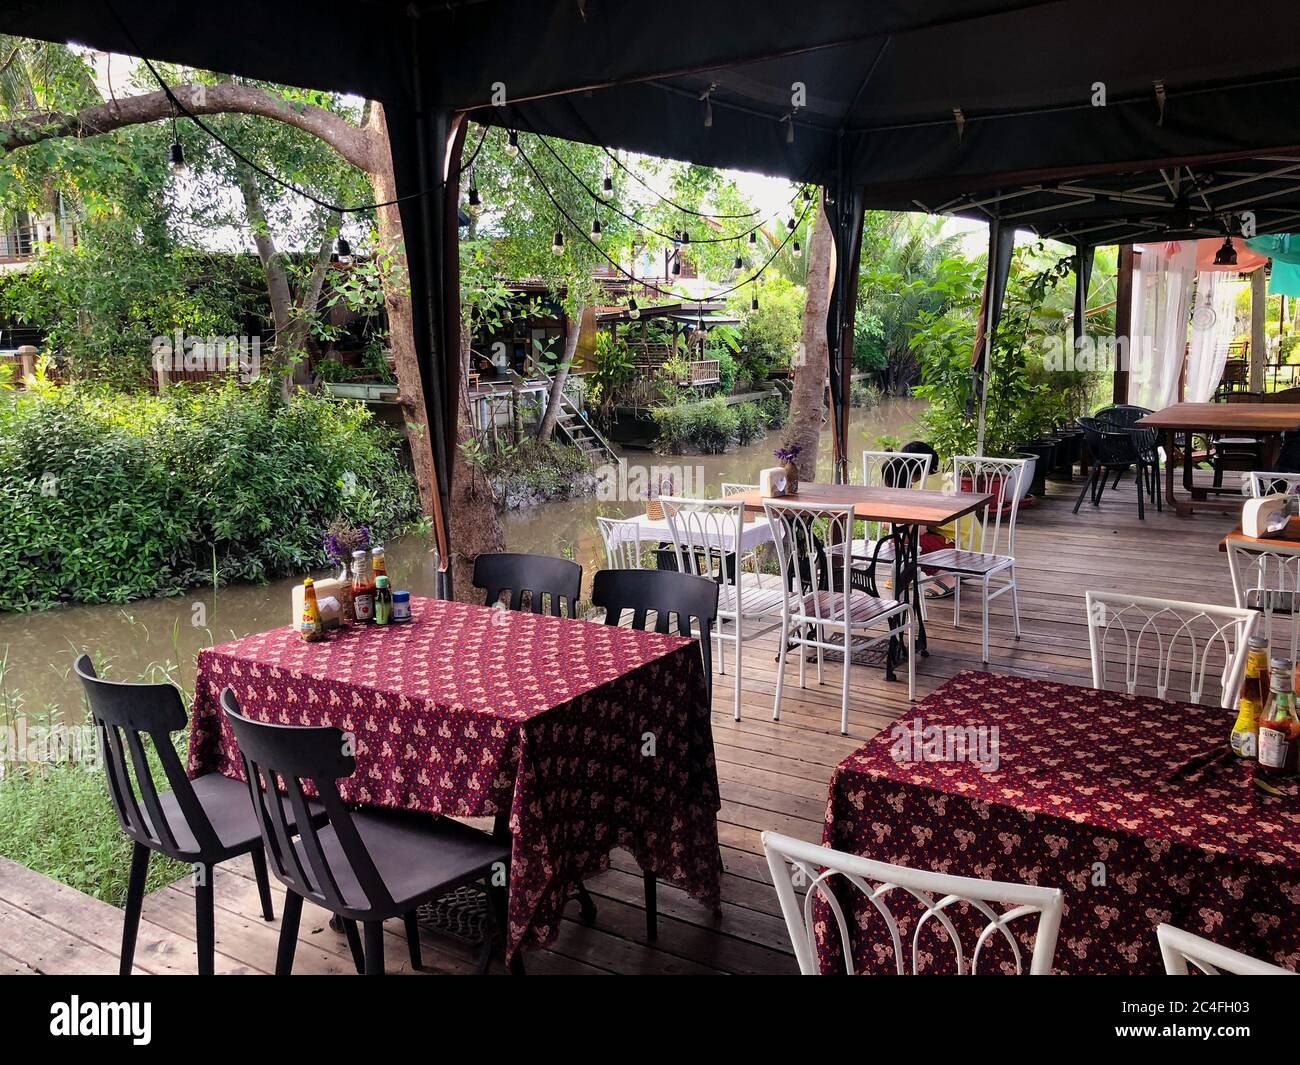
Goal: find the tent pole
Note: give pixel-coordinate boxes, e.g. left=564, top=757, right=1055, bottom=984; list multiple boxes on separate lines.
left=1113, top=244, right=1135, bottom=403
left=825, top=149, right=865, bottom=485
left=1251, top=267, right=1267, bottom=392
left=974, top=218, right=1014, bottom=457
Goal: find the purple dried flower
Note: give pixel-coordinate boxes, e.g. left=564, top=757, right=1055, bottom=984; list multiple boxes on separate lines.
left=774, top=442, right=802, bottom=464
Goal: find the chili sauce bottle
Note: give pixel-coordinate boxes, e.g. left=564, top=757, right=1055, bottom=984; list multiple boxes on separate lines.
left=299, top=578, right=324, bottom=642
left=1259, top=659, right=1300, bottom=776
left=351, top=549, right=375, bottom=622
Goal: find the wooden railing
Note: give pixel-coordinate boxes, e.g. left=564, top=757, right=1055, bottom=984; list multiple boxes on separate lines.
left=683, top=359, right=721, bottom=386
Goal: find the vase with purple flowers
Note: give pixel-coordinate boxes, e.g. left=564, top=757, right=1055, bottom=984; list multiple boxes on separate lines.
left=774, top=443, right=802, bottom=496
left=322, top=519, right=370, bottom=622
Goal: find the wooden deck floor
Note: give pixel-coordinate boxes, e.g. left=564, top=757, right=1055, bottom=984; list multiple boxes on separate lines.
left=0, top=472, right=1242, bottom=975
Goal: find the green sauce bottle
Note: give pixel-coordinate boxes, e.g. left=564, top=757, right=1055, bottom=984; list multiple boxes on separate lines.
left=374, top=574, right=392, bottom=625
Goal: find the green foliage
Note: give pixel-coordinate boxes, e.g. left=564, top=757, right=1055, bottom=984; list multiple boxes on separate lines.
left=733, top=401, right=766, bottom=445
left=465, top=437, right=592, bottom=505
left=912, top=246, right=1073, bottom=459
left=851, top=380, right=883, bottom=409
left=758, top=391, right=789, bottom=428
left=729, top=275, right=803, bottom=384
left=0, top=381, right=419, bottom=611
left=587, top=331, right=636, bottom=419
left=652, top=397, right=740, bottom=454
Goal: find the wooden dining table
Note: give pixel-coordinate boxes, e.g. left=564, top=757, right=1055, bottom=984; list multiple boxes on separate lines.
left=1137, top=402, right=1300, bottom=515
left=724, top=482, right=994, bottom=657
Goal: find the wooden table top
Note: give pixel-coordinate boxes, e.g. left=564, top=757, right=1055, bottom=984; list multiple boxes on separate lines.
left=1219, top=515, right=1300, bottom=552
left=1137, top=402, right=1300, bottom=433
left=725, top=483, right=994, bottom=526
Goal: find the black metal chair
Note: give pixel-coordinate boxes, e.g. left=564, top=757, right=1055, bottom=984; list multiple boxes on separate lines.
left=1074, top=416, right=1153, bottom=519
left=473, top=552, right=582, bottom=618
left=220, top=688, right=514, bottom=975
left=73, top=654, right=281, bottom=976
left=1093, top=403, right=1151, bottom=431
left=586, top=567, right=719, bottom=940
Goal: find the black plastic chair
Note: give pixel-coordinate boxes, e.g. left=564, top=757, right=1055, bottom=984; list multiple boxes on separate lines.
left=1093, top=403, right=1151, bottom=431
left=220, top=689, right=514, bottom=975
left=587, top=567, right=719, bottom=940
left=73, top=654, right=281, bottom=976
left=473, top=552, right=582, bottom=617
left=1074, top=416, right=1153, bottom=519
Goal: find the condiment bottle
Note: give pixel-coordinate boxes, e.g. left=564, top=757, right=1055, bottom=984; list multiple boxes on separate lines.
left=371, top=545, right=387, bottom=582
left=391, top=590, right=411, bottom=622
left=374, top=575, right=392, bottom=626
left=1259, top=658, right=1300, bottom=776
left=351, top=549, right=375, bottom=622
left=299, top=577, right=324, bottom=642
left=1231, top=635, right=1269, bottom=758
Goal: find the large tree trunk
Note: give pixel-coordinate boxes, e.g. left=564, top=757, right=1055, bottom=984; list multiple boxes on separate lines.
left=537, top=305, right=584, bottom=442
left=783, top=202, right=835, bottom=481
left=368, top=104, right=505, bottom=601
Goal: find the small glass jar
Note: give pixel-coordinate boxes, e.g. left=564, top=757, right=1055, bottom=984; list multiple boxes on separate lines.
left=391, top=590, right=411, bottom=622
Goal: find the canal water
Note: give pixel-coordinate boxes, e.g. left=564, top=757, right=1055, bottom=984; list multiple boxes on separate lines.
left=0, top=399, right=921, bottom=716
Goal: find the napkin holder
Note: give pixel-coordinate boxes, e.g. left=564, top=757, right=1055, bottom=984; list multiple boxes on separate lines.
left=759, top=466, right=789, bottom=498
left=1243, top=495, right=1292, bottom=539
left=292, top=579, right=348, bottom=628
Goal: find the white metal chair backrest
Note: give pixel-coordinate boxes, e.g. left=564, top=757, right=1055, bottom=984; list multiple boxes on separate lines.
left=861, top=450, right=932, bottom=490
left=1084, top=590, right=1258, bottom=709
left=762, top=831, right=1063, bottom=975
left=946, top=455, right=1027, bottom=557
left=1246, top=471, right=1300, bottom=498
left=597, top=516, right=646, bottom=570
left=660, top=496, right=744, bottom=599
left=720, top=481, right=758, bottom=498
left=763, top=500, right=855, bottom=626
left=1226, top=539, right=1300, bottom=665
left=1157, top=923, right=1296, bottom=976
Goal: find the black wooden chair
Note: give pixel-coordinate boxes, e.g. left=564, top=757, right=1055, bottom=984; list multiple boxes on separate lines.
left=587, top=567, right=719, bottom=940
left=73, top=654, right=281, bottom=976
left=220, top=688, right=514, bottom=975
left=473, top=552, right=582, bottom=618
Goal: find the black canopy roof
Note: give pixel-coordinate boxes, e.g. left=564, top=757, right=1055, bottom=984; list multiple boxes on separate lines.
left=8, top=0, right=1300, bottom=585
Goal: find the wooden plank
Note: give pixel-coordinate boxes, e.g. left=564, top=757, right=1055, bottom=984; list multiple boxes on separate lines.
left=1138, top=402, right=1300, bottom=432
left=728, top=484, right=994, bottom=525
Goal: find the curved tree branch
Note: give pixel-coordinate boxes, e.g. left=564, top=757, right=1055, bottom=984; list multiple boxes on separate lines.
left=0, top=81, right=377, bottom=171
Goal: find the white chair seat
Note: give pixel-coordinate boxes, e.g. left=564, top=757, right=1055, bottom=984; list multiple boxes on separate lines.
left=918, top=548, right=1012, bottom=576
left=798, top=589, right=902, bottom=627
left=719, top=583, right=785, bottom=618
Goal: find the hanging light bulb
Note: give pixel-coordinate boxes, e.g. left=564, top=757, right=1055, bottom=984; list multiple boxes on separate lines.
left=672, top=257, right=682, bottom=276
left=466, top=184, right=482, bottom=217
left=603, top=173, right=613, bottom=193
left=785, top=116, right=795, bottom=144
left=591, top=217, right=602, bottom=242
left=792, top=240, right=802, bottom=259
left=169, top=141, right=186, bottom=176
left=505, top=130, right=519, bottom=157
left=336, top=237, right=352, bottom=266
left=628, top=297, right=640, bottom=320
left=787, top=217, right=796, bottom=230
left=552, top=230, right=564, bottom=256
left=733, top=254, right=743, bottom=272
left=751, top=292, right=759, bottom=311
left=681, top=229, right=691, bottom=245
left=749, top=231, right=758, bottom=245
left=1214, top=236, right=1238, bottom=266
left=803, top=187, right=812, bottom=202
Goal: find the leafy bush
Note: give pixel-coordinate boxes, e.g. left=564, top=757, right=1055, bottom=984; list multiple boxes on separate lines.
left=0, top=380, right=420, bottom=610
left=469, top=438, right=594, bottom=506
left=851, top=381, right=883, bottom=409
left=733, top=401, right=766, bottom=445
left=758, top=391, right=789, bottom=429
left=652, top=397, right=740, bottom=454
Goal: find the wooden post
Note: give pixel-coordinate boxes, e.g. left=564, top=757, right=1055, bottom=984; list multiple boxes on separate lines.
left=16, top=344, right=36, bottom=382
left=1113, top=245, right=1135, bottom=403
left=1251, top=267, right=1267, bottom=392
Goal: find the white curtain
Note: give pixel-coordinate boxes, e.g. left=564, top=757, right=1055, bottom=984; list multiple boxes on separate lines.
left=1184, top=272, right=1245, bottom=402
left=1128, top=242, right=1197, bottom=409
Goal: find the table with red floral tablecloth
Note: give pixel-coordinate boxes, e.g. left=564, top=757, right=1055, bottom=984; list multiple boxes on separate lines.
left=819, top=670, right=1300, bottom=974
left=188, top=597, right=722, bottom=959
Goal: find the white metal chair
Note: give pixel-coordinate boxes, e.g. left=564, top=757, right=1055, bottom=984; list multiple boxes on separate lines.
left=719, top=480, right=766, bottom=570
left=764, top=499, right=914, bottom=735
left=1157, top=923, right=1296, bottom=975
left=1245, top=470, right=1300, bottom=497
left=597, top=515, right=648, bottom=570
left=660, top=495, right=783, bottom=721
left=833, top=450, right=936, bottom=572
left=918, top=455, right=1028, bottom=663
left=761, top=831, right=1063, bottom=975
left=1084, top=590, right=1258, bottom=709
left=1226, top=537, right=1300, bottom=664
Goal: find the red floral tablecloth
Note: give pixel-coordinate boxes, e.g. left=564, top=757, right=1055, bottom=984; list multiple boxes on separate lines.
left=819, top=670, right=1300, bottom=974
left=188, top=597, right=722, bottom=958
